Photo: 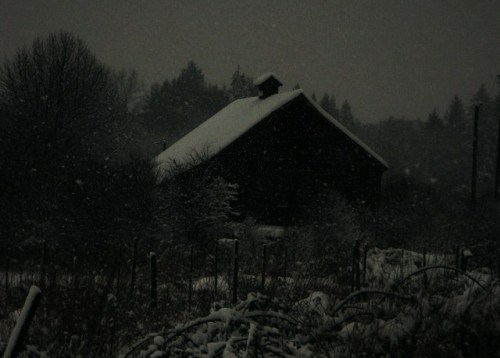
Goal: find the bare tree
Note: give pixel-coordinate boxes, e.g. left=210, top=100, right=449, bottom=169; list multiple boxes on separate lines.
left=0, top=32, right=142, bottom=255
left=0, top=31, right=126, bottom=160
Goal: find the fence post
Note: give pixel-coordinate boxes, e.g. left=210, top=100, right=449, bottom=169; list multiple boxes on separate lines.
left=351, top=245, right=356, bottom=292
left=3, top=286, right=42, bottom=358
left=130, top=237, right=138, bottom=297
left=261, top=245, right=267, bottom=293
left=214, top=241, right=218, bottom=298
left=471, top=105, right=479, bottom=207
left=355, top=240, right=361, bottom=290
left=401, top=248, right=405, bottom=284
left=460, top=248, right=468, bottom=272
left=232, top=239, right=239, bottom=304
left=40, top=240, right=47, bottom=290
left=150, top=252, right=157, bottom=309
left=5, top=255, right=9, bottom=297
left=283, top=246, right=287, bottom=280
left=72, top=256, right=78, bottom=290
left=188, top=246, right=194, bottom=310
left=362, top=245, right=368, bottom=287
left=423, top=247, right=428, bottom=287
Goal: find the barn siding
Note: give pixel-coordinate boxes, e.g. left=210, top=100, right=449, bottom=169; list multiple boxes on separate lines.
left=204, top=95, right=385, bottom=225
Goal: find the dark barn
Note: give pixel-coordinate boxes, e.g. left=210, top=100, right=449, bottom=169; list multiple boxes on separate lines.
left=154, top=74, right=388, bottom=225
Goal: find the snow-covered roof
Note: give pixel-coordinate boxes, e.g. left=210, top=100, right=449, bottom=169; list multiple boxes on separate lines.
left=154, top=90, right=302, bottom=178
left=154, top=89, right=387, bottom=180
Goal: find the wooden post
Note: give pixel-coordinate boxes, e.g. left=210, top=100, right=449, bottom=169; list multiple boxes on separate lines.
left=130, top=237, right=138, bottom=297
left=355, top=240, right=361, bottom=290
left=423, top=247, right=428, bottom=287
left=3, top=286, right=42, bottom=358
left=351, top=245, right=356, bottom=292
left=115, top=265, right=122, bottom=295
left=374, top=208, right=380, bottom=244
left=50, top=245, right=59, bottom=289
left=495, top=110, right=500, bottom=201
left=214, top=241, right=218, bottom=297
left=5, top=255, right=9, bottom=296
left=40, top=240, right=46, bottom=290
left=471, top=105, right=479, bottom=207
left=401, top=249, right=405, bottom=283
left=150, top=252, right=157, bottom=309
left=460, top=249, right=464, bottom=271
left=261, top=245, right=267, bottom=293
left=460, top=248, right=468, bottom=272
left=283, top=246, right=287, bottom=280
left=232, top=240, right=239, bottom=304
left=188, top=246, right=193, bottom=310
left=362, top=245, right=368, bottom=287
left=72, top=256, right=78, bottom=290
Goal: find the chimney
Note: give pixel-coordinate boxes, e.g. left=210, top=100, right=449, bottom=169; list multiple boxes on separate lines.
left=253, top=73, right=283, bottom=99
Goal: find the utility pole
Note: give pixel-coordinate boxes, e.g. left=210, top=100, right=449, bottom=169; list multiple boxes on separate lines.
left=471, top=105, right=480, bottom=207
left=494, top=75, right=500, bottom=202
left=495, top=111, right=500, bottom=201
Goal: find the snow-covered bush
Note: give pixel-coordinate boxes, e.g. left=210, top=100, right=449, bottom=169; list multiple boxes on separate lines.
left=294, top=191, right=367, bottom=280
left=120, top=292, right=312, bottom=357
left=154, top=152, right=238, bottom=248
left=121, top=248, right=500, bottom=357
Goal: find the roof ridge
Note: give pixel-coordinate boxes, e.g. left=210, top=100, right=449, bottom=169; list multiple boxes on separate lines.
left=153, top=88, right=387, bottom=182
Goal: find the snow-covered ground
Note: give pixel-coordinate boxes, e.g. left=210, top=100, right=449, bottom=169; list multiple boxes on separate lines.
left=119, top=247, right=498, bottom=357
left=2, top=247, right=498, bottom=357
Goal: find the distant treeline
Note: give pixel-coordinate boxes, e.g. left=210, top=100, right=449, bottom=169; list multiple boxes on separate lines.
left=137, top=62, right=360, bottom=152
left=1, top=31, right=500, bottom=271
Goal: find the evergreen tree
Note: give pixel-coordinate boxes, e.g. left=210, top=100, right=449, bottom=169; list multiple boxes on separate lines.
left=339, top=100, right=355, bottom=127
left=229, top=66, right=257, bottom=100
left=140, top=61, right=228, bottom=145
left=470, top=84, right=493, bottom=109
left=469, top=84, right=496, bottom=133
left=141, top=81, right=173, bottom=131
left=470, top=84, right=496, bottom=138
left=319, top=93, right=330, bottom=111
left=444, top=96, right=466, bottom=132
left=440, top=97, right=469, bottom=190
left=330, top=94, right=339, bottom=119
left=425, top=108, right=443, bottom=130
left=171, top=61, right=206, bottom=115
left=319, top=93, right=339, bottom=118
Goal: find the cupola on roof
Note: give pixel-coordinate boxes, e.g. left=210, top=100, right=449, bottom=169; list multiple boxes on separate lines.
left=253, top=73, right=283, bottom=99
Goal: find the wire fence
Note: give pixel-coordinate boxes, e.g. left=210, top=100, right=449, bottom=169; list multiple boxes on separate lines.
left=0, top=236, right=490, bottom=357
left=1, top=237, right=478, bottom=313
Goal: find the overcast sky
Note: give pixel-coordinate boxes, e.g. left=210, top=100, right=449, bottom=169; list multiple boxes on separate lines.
left=1, top=0, right=499, bottom=122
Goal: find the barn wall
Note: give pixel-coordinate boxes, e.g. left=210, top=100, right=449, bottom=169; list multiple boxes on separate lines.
left=209, top=95, right=385, bottom=225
